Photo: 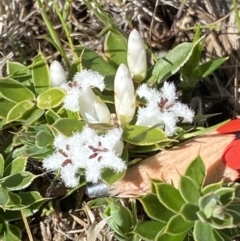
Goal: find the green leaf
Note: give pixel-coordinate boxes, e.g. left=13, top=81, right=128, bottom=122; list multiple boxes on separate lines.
left=24, top=145, right=52, bottom=159
left=184, top=155, right=205, bottom=190
left=45, top=109, right=60, bottom=124
left=194, top=57, right=228, bottom=79
left=51, top=118, right=85, bottom=136
left=17, top=191, right=44, bottom=207
left=24, top=108, right=44, bottom=126
left=32, top=53, right=50, bottom=95
left=109, top=203, right=133, bottom=234
left=198, top=193, right=219, bottom=218
left=0, top=215, right=6, bottom=236
left=36, top=87, right=65, bottom=109
left=147, top=42, right=194, bottom=85
left=164, top=214, right=193, bottom=234
left=3, top=223, right=22, bottom=241
left=4, top=156, right=27, bottom=177
left=101, top=168, right=126, bottom=186
left=4, top=192, right=23, bottom=210
left=155, top=183, right=186, bottom=213
left=2, top=172, right=36, bottom=191
left=226, top=209, right=240, bottom=226
left=35, top=130, right=53, bottom=148
left=101, top=146, right=128, bottom=185
left=133, top=221, right=165, bottom=240
left=201, top=182, right=222, bottom=195
left=75, top=46, right=116, bottom=76
left=214, top=187, right=234, bottom=206
left=155, top=231, right=187, bottom=241
left=0, top=154, right=4, bottom=178
left=104, top=30, right=127, bottom=66
left=122, top=125, right=168, bottom=146
left=5, top=100, right=34, bottom=123
left=0, top=78, right=35, bottom=103
left=179, top=175, right=200, bottom=205
left=0, top=187, right=9, bottom=207
left=0, top=98, right=15, bottom=119
left=180, top=203, right=199, bottom=222
left=139, top=193, right=174, bottom=222
left=7, top=61, right=29, bottom=76
left=128, top=144, right=161, bottom=153
left=193, top=221, right=226, bottom=241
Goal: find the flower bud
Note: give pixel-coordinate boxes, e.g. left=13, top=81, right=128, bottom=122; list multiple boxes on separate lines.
left=79, top=87, right=111, bottom=124
left=114, top=64, right=136, bottom=127
left=127, top=29, right=147, bottom=82
left=49, top=60, right=66, bottom=87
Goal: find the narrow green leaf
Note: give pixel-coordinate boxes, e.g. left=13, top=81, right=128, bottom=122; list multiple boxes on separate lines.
left=139, top=193, right=174, bottom=222
left=196, top=57, right=228, bottom=78
left=122, top=125, right=168, bottom=146
left=36, top=87, right=65, bottom=109
left=51, top=118, right=85, bottom=136
left=32, top=54, right=50, bottom=94
left=155, top=183, right=186, bottom=213
left=184, top=155, right=205, bottom=190
left=0, top=78, right=35, bottom=103
left=5, top=100, right=34, bottom=123
left=180, top=175, right=200, bottom=205
left=104, top=30, right=127, bottom=66
left=133, top=221, right=165, bottom=240
left=2, top=172, right=36, bottom=191
left=0, top=154, right=4, bottom=178
left=4, top=156, right=27, bottom=177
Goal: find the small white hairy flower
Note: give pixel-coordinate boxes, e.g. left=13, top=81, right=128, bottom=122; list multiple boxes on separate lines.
left=42, top=127, right=126, bottom=187
left=136, top=82, right=194, bottom=136
left=60, top=69, right=110, bottom=123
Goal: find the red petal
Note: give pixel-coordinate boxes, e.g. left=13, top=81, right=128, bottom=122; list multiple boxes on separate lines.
left=223, top=140, right=240, bottom=170
left=217, top=119, right=240, bottom=134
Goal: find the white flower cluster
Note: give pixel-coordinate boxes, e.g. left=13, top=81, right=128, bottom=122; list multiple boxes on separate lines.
left=47, top=29, right=195, bottom=187
left=43, top=127, right=126, bottom=187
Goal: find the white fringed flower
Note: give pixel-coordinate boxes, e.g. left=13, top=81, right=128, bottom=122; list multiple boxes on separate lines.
left=136, top=82, right=194, bottom=136
left=114, top=64, right=136, bottom=127
left=127, top=29, right=147, bottom=81
left=49, top=60, right=67, bottom=87
left=42, top=127, right=126, bottom=187
left=60, top=69, right=110, bottom=123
